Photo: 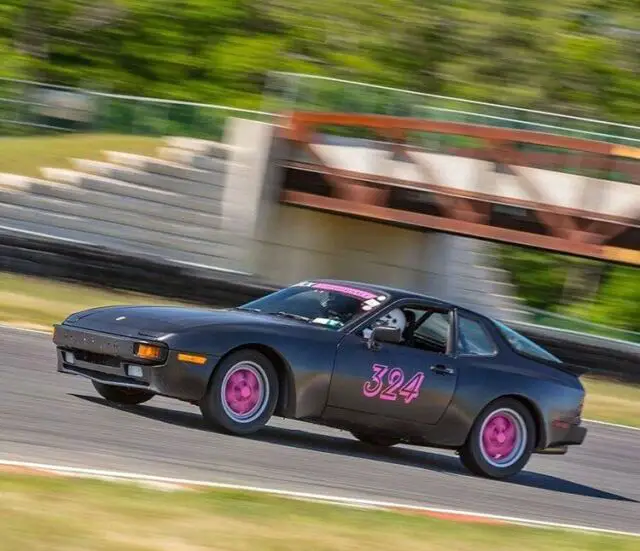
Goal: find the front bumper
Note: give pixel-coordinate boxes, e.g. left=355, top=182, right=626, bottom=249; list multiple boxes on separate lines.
left=53, top=324, right=217, bottom=402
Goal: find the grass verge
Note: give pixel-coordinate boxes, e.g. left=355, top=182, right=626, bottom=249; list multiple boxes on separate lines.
left=0, top=272, right=188, bottom=331
left=1, top=271, right=639, bottom=429
left=581, top=377, right=640, bottom=428
left=0, top=133, right=161, bottom=178
left=1, top=473, right=637, bottom=551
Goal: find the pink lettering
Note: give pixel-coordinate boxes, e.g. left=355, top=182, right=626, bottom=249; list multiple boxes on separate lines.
left=398, top=372, right=425, bottom=404
left=312, top=282, right=378, bottom=301
left=362, top=364, right=425, bottom=404
left=380, top=368, right=404, bottom=401
left=362, top=364, right=388, bottom=397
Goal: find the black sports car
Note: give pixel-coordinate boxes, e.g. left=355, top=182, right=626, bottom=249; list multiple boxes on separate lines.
left=52, top=279, right=587, bottom=479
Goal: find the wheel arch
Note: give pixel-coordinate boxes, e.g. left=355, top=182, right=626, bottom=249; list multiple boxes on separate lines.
left=209, top=343, right=297, bottom=418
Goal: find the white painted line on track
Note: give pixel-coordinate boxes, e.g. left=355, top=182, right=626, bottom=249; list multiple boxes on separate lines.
left=0, top=323, right=51, bottom=335
left=2, top=323, right=640, bottom=432
left=1, top=459, right=639, bottom=538
left=581, top=418, right=640, bottom=432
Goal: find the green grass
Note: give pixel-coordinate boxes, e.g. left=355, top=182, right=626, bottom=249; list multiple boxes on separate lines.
left=1, top=271, right=639, bottom=428
left=582, top=376, right=640, bottom=429
left=0, top=272, right=189, bottom=330
left=1, top=473, right=637, bottom=551
left=0, top=133, right=162, bottom=178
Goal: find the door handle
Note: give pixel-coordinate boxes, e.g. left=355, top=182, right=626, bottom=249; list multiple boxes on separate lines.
left=430, top=364, right=455, bottom=375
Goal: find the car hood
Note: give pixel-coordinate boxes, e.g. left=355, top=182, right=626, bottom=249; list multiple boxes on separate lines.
left=61, top=305, right=298, bottom=339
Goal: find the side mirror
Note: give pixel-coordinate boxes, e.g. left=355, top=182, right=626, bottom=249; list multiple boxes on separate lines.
left=367, top=326, right=402, bottom=350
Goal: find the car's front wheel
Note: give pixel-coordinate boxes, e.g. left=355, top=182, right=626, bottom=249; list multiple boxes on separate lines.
left=92, top=381, right=155, bottom=405
left=458, top=398, right=536, bottom=479
left=200, top=349, right=279, bottom=436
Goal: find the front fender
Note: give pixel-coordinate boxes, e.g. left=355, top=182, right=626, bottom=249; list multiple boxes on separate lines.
left=165, top=323, right=344, bottom=419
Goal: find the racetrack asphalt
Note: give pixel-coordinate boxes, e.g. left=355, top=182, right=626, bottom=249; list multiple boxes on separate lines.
left=1, top=326, right=639, bottom=533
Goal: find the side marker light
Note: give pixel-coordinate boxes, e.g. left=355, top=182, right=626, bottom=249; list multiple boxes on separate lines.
left=177, top=353, right=207, bottom=365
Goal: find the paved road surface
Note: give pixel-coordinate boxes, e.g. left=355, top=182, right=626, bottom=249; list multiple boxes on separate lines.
left=1, top=327, right=638, bottom=532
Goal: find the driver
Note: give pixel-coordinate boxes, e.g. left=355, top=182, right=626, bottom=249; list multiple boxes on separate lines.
left=324, top=293, right=359, bottom=324
left=363, top=308, right=407, bottom=340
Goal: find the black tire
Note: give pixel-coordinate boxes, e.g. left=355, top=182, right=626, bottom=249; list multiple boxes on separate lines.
left=351, top=430, right=402, bottom=448
left=199, top=349, right=279, bottom=436
left=92, top=381, right=155, bottom=405
left=458, top=397, right=536, bottom=480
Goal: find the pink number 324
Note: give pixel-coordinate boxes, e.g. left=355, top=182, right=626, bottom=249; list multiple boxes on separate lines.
left=362, top=364, right=425, bottom=404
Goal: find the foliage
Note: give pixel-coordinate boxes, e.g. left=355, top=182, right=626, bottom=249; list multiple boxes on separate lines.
left=498, top=244, right=640, bottom=334
left=498, top=247, right=570, bottom=311
left=562, top=265, right=640, bottom=333
left=0, top=0, right=637, bottom=120
left=1, top=0, right=637, bottom=330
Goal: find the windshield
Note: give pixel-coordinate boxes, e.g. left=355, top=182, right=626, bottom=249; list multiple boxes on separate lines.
left=494, top=320, right=562, bottom=364
left=239, top=281, right=390, bottom=330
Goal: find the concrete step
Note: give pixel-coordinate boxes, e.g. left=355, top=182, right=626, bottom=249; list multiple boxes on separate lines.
left=0, top=188, right=221, bottom=241
left=0, top=200, right=235, bottom=260
left=0, top=173, right=35, bottom=191
left=164, top=136, right=241, bottom=159
left=70, top=160, right=224, bottom=201
left=36, top=170, right=221, bottom=227
left=104, top=151, right=220, bottom=184
left=0, top=218, right=243, bottom=270
left=156, top=147, right=229, bottom=173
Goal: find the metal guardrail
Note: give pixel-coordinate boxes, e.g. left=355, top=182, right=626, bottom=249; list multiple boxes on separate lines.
left=507, top=307, right=640, bottom=345
left=4, top=73, right=639, bottom=146
left=0, top=78, right=280, bottom=139
left=1, top=227, right=638, bottom=381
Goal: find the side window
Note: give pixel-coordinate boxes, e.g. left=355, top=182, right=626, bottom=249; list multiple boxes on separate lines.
left=413, top=311, right=450, bottom=353
left=457, top=315, right=498, bottom=356
left=361, top=306, right=451, bottom=354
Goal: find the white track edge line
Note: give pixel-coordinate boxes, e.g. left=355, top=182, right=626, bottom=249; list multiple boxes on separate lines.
left=0, top=323, right=51, bottom=334
left=0, top=460, right=638, bottom=538
left=1, top=323, right=639, bottom=432
left=580, top=418, right=640, bottom=431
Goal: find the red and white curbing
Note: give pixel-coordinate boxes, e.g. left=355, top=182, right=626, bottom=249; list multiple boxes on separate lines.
left=1, top=459, right=638, bottom=538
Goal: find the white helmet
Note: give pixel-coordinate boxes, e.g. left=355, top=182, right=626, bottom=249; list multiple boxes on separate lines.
left=378, top=308, right=406, bottom=332
left=363, top=308, right=407, bottom=339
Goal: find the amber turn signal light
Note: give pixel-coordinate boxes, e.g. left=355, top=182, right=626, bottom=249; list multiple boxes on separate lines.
left=135, top=343, right=163, bottom=360
left=177, top=352, right=207, bottom=365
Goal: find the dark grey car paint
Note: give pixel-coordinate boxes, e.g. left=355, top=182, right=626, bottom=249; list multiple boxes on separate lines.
left=52, top=280, right=587, bottom=453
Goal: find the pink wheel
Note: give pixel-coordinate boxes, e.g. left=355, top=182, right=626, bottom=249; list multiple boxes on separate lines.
left=200, top=349, right=279, bottom=436
left=478, top=408, right=527, bottom=468
left=458, top=398, right=535, bottom=479
left=220, top=361, right=269, bottom=423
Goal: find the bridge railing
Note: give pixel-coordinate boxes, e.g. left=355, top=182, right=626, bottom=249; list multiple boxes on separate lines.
left=263, top=71, right=640, bottom=145
left=262, top=72, right=640, bottom=183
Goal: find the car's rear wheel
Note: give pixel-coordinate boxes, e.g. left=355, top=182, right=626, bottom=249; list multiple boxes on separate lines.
left=92, top=381, right=155, bottom=405
left=458, top=398, right=535, bottom=479
left=200, top=349, right=279, bottom=436
left=351, top=430, right=402, bottom=447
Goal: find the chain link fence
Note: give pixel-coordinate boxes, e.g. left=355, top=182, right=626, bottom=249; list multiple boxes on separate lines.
left=0, top=78, right=279, bottom=140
